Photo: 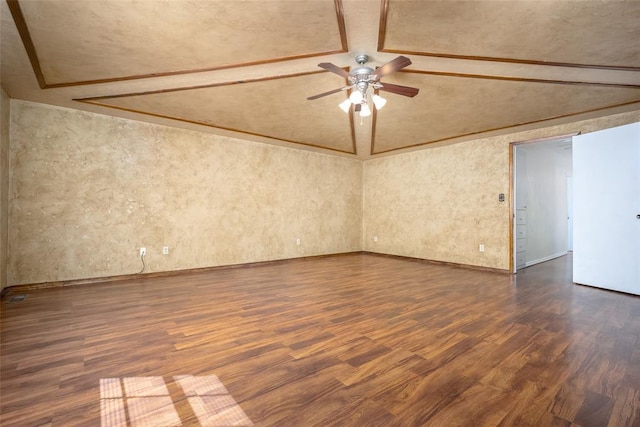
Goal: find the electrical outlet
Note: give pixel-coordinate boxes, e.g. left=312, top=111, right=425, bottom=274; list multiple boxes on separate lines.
left=162, top=246, right=169, bottom=255
left=139, top=247, right=146, bottom=256
left=479, top=244, right=485, bottom=252
left=373, top=236, right=378, bottom=242
left=296, top=238, right=301, bottom=246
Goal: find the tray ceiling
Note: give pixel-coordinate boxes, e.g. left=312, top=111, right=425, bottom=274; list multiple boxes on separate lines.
left=80, top=71, right=357, bottom=154
left=13, top=0, right=346, bottom=87
left=379, top=0, right=640, bottom=69
left=2, top=0, right=639, bottom=159
left=373, top=72, right=640, bottom=154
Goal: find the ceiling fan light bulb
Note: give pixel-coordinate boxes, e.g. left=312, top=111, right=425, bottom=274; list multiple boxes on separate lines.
left=372, top=94, right=387, bottom=110
left=360, top=103, right=372, bottom=117
left=349, top=90, right=364, bottom=104
left=338, top=98, right=351, bottom=113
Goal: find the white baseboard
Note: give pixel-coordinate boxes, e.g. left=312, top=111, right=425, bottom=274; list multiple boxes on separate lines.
left=525, top=251, right=568, bottom=267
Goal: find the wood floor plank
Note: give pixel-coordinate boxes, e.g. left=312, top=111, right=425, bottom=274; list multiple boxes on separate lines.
left=574, top=390, right=615, bottom=426
left=607, top=386, right=640, bottom=427
left=2, top=253, right=640, bottom=425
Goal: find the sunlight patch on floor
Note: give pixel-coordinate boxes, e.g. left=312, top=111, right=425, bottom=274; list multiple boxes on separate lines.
left=100, top=375, right=252, bottom=426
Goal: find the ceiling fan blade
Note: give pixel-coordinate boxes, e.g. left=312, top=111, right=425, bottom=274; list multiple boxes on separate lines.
left=307, top=87, right=346, bottom=100
left=372, top=56, right=412, bottom=79
left=318, top=62, right=350, bottom=78
left=378, top=82, right=419, bottom=98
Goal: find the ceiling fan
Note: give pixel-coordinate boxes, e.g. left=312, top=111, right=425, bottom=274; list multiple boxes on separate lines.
left=307, top=54, right=419, bottom=117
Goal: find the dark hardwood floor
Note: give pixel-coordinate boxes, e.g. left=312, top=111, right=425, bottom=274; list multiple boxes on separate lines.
left=1, top=253, right=639, bottom=426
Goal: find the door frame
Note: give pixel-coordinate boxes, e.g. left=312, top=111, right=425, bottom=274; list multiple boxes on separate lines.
left=509, top=132, right=579, bottom=273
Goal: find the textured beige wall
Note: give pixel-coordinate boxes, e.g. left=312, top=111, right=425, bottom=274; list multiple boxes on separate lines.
left=363, top=111, right=640, bottom=271
left=0, top=89, right=9, bottom=291
left=8, top=101, right=362, bottom=285
left=7, top=99, right=639, bottom=285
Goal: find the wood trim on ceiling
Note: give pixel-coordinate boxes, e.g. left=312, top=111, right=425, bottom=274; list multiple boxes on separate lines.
left=6, top=0, right=47, bottom=89
left=76, top=70, right=328, bottom=100
left=80, top=100, right=357, bottom=155
left=342, top=76, right=357, bottom=155
left=76, top=70, right=357, bottom=155
left=376, top=0, right=389, bottom=52
left=334, top=0, right=349, bottom=52
left=371, top=99, right=640, bottom=155
left=369, top=89, right=380, bottom=156
left=370, top=70, right=640, bottom=155
left=341, top=85, right=366, bottom=156
left=401, top=69, right=640, bottom=89
left=348, top=96, right=357, bottom=156
left=379, top=50, right=640, bottom=73
left=9, top=0, right=350, bottom=89
left=376, top=1, right=640, bottom=72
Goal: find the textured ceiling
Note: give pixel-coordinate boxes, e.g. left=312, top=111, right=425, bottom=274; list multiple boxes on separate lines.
left=1, top=0, right=639, bottom=159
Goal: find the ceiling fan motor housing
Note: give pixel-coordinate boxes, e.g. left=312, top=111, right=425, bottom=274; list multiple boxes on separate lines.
left=351, top=66, right=375, bottom=78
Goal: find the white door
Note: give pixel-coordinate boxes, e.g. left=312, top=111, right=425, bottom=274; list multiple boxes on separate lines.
left=572, top=122, right=640, bottom=295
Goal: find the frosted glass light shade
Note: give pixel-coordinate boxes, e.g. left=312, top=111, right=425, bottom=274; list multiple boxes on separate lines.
left=338, top=98, right=351, bottom=113
left=372, top=94, right=387, bottom=110
left=360, top=103, right=372, bottom=117
left=349, top=90, right=364, bottom=104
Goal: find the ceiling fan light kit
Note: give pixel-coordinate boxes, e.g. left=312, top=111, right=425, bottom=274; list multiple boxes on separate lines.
left=308, top=54, right=420, bottom=118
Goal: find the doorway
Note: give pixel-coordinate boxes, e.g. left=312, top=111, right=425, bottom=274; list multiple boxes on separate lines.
left=566, top=176, right=573, bottom=252
left=512, top=136, right=574, bottom=272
